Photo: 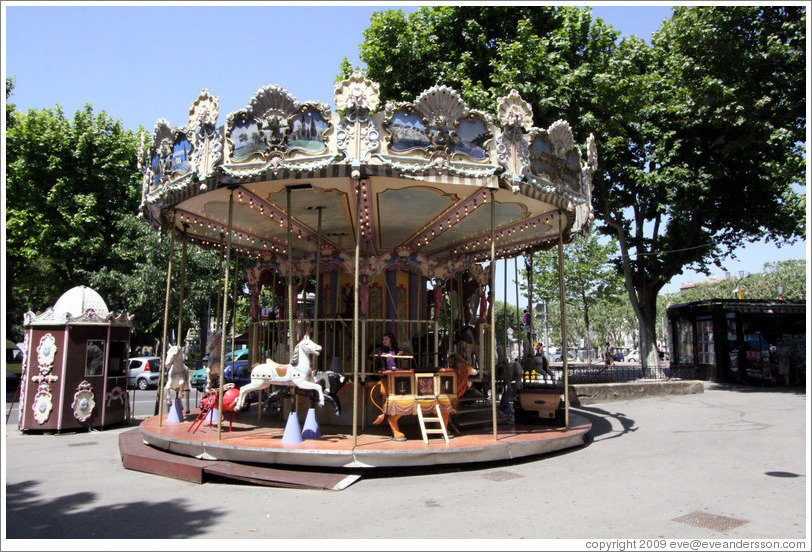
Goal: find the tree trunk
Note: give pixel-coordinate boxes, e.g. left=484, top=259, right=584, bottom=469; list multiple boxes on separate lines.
left=637, top=292, right=665, bottom=379
left=583, top=292, right=592, bottom=364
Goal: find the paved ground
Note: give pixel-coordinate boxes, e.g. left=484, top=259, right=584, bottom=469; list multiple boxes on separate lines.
left=3, top=382, right=809, bottom=545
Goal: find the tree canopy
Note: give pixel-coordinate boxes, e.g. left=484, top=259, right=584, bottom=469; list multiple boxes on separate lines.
left=353, top=5, right=806, bottom=374
left=4, top=90, right=227, bottom=350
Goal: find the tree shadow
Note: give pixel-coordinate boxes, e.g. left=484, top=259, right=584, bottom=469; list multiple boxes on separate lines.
left=5, top=480, right=218, bottom=539
left=570, top=405, right=637, bottom=444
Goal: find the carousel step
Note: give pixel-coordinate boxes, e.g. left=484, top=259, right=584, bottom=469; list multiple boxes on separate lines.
left=417, top=404, right=449, bottom=445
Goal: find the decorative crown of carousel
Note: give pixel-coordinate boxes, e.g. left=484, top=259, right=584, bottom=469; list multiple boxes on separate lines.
left=137, top=73, right=596, bottom=280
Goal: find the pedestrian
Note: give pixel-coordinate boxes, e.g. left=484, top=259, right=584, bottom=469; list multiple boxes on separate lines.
left=604, top=341, right=614, bottom=367
left=776, top=338, right=791, bottom=386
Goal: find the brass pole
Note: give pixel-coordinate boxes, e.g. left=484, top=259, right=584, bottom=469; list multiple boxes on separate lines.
left=490, top=189, right=498, bottom=440
left=503, top=257, right=508, bottom=360
left=286, top=187, right=296, bottom=415
left=314, top=206, right=323, bottom=345
left=217, top=191, right=234, bottom=440
left=177, top=235, right=188, bottom=414
left=515, top=258, right=521, bottom=336
left=557, top=211, right=569, bottom=429
left=352, top=178, right=362, bottom=446
left=231, top=255, right=239, bottom=369
left=157, top=226, right=175, bottom=425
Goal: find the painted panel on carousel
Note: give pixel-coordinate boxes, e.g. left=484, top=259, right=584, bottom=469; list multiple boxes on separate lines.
left=169, top=133, right=192, bottom=176
left=286, top=108, right=330, bottom=154
left=387, top=109, right=431, bottom=153
left=450, top=115, right=490, bottom=161
left=228, top=114, right=268, bottom=162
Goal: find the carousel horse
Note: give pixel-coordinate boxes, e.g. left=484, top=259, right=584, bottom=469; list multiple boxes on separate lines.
left=495, top=346, right=523, bottom=395
left=205, top=329, right=223, bottom=391
left=163, top=344, right=190, bottom=406
left=262, top=370, right=348, bottom=417
left=370, top=353, right=478, bottom=441
left=234, top=334, right=325, bottom=412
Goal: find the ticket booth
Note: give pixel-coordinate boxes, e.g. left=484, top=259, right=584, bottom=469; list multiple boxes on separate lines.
left=19, top=286, right=133, bottom=432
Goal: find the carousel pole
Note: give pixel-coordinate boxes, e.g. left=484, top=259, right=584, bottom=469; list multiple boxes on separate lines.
left=557, top=211, right=569, bottom=429
left=214, top=233, right=225, bottom=333
left=176, top=231, right=188, bottom=414
left=503, top=257, right=508, bottom=360
left=314, top=206, right=323, bottom=345
left=217, top=190, right=234, bottom=440
left=490, top=189, right=498, bottom=440
left=527, top=254, right=534, bottom=356
left=230, top=255, right=239, bottom=372
left=514, top=258, right=521, bottom=333
left=156, top=223, right=176, bottom=424
left=286, top=187, right=296, bottom=414
left=351, top=177, right=362, bottom=446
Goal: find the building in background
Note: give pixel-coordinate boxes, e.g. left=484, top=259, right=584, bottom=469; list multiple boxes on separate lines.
left=666, top=299, right=805, bottom=385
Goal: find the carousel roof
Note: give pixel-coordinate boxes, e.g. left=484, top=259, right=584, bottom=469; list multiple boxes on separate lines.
left=137, top=74, right=596, bottom=278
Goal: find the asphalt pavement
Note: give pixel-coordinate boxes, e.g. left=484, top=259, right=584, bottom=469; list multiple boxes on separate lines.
left=3, top=382, right=809, bottom=546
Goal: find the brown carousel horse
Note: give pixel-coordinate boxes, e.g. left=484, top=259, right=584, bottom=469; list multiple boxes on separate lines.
left=369, top=354, right=477, bottom=441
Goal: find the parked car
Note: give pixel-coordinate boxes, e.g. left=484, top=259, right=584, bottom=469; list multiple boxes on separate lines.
left=224, top=348, right=250, bottom=363
left=127, top=356, right=162, bottom=390
left=223, top=360, right=252, bottom=387
left=191, top=367, right=208, bottom=391
left=626, top=349, right=640, bottom=363
left=553, top=350, right=577, bottom=362
left=191, top=360, right=253, bottom=392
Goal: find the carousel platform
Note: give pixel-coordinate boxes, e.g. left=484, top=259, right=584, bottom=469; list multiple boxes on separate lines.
left=127, top=407, right=591, bottom=479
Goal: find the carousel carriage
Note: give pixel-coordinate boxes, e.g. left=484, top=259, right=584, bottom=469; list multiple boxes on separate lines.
left=137, top=73, right=594, bottom=455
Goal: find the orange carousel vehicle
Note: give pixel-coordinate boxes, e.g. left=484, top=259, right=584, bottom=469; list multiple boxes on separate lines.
left=129, top=73, right=595, bottom=474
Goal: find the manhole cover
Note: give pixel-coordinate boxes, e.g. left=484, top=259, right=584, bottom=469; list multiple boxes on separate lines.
left=672, top=511, right=749, bottom=532
left=481, top=470, right=524, bottom=482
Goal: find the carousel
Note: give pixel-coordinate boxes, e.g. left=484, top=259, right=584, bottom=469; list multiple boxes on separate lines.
left=133, top=73, right=595, bottom=470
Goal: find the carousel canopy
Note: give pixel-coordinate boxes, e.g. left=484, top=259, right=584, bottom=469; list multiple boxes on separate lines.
left=137, top=73, right=596, bottom=279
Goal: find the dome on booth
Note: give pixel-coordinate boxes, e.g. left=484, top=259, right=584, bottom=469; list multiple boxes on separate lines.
left=52, top=286, right=110, bottom=319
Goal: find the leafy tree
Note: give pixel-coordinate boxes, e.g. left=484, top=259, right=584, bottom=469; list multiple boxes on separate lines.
left=5, top=95, right=229, bottom=352
left=591, top=6, right=806, bottom=373
left=6, top=102, right=141, bottom=340
left=662, top=259, right=806, bottom=305
left=524, top=234, right=626, bottom=361
left=354, top=5, right=806, bottom=377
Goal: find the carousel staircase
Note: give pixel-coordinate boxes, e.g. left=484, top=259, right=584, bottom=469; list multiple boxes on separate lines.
left=416, top=403, right=450, bottom=445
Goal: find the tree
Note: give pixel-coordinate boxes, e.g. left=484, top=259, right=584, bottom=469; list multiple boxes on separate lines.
left=591, top=6, right=806, bottom=373
left=5, top=102, right=142, bottom=340
left=661, top=258, right=806, bottom=305
left=354, top=5, right=806, bottom=377
left=5, top=95, right=225, bottom=350
left=525, top=234, right=626, bottom=361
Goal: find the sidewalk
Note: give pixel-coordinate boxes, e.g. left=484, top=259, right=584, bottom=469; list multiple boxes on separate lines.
left=3, top=382, right=809, bottom=543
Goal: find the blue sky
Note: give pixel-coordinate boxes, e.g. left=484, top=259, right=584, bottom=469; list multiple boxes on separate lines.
left=3, top=2, right=808, bottom=301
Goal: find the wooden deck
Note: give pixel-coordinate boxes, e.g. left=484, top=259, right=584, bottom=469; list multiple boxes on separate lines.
left=138, top=408, right=591, bottom=469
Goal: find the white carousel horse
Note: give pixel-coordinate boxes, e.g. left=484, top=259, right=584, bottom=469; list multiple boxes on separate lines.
left=205, top=329, right=222, bottom=391
left=164, top=344, right=190, bottom=405
left=234, top=334, right=324, bottom=411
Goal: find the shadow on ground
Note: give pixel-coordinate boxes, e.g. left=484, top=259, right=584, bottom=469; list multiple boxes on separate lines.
left=5, top=480, right=218, bottom=538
